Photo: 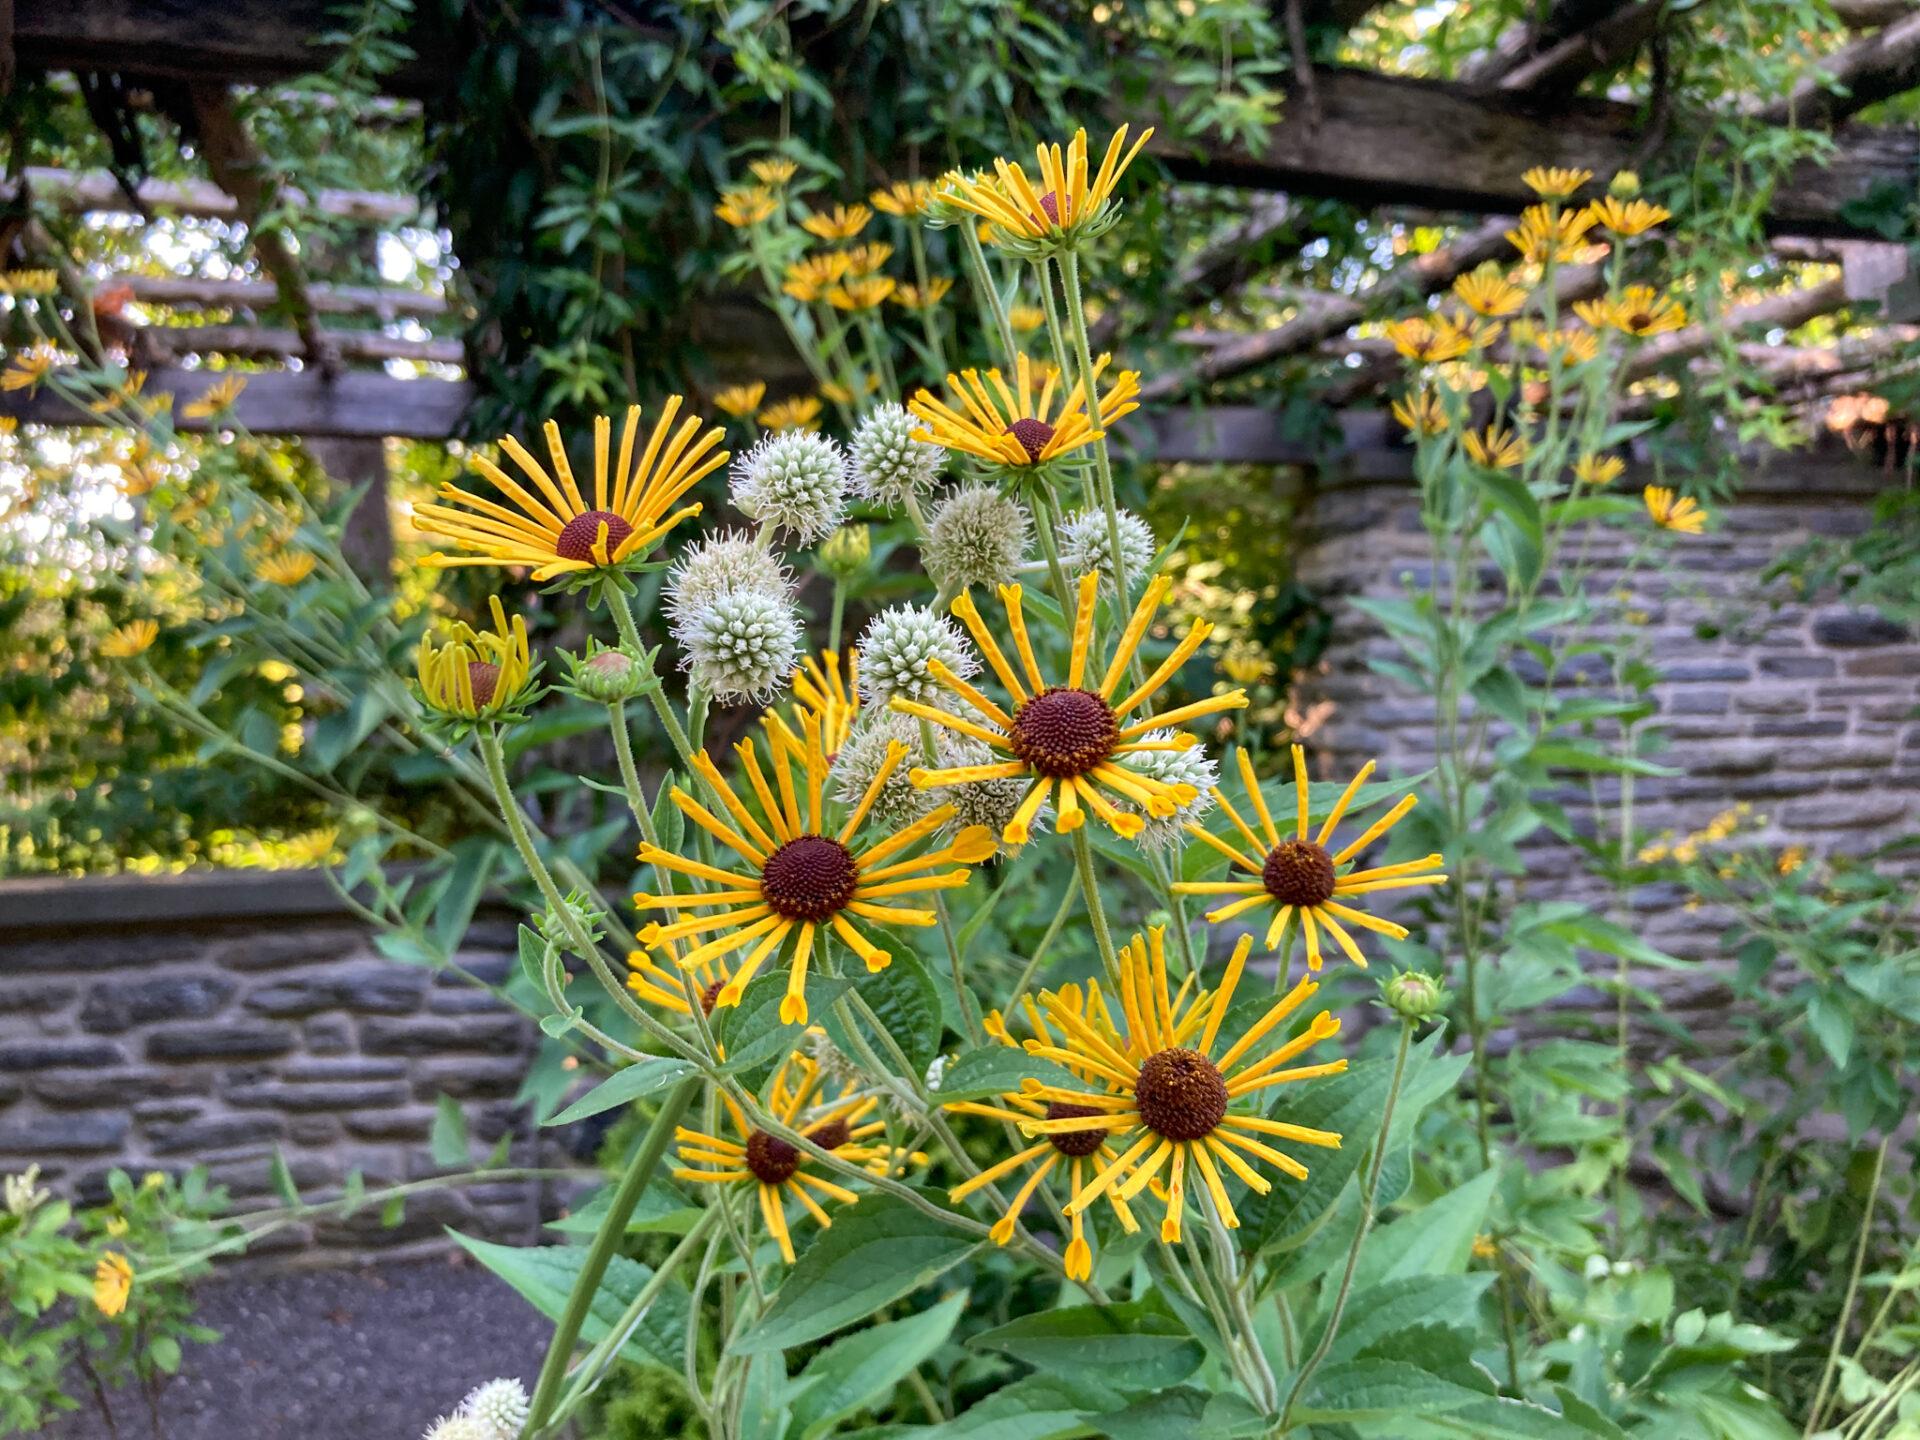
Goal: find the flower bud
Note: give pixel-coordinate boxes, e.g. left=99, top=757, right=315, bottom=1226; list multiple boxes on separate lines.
left=1608, top=170, right=1641, bottom=199
left=565, top=645, right=653, bottom=704
left=1382, top=970, right=1449, bottom=1023
left=818, top=524, right=872, bottom=581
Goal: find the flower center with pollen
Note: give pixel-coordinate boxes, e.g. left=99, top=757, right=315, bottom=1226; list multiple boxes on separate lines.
left=1134, top=1048, right=1228, bottom=1141
left=806, top=1118, right=851, bottom=1152
left=1006, top=417, right=1056, bottom=463
left=699, top=980, right=724, bottom=1015
left=759, top=835, right=861, bottom=922
left=467, top=661, right=501, bottom=708
left=555, top=508, right=635, bottom=563
left=1262, top=839, right=1337, bottom=908
left=744, top=1130, right=800, bottom=1185
left=1008, top=687, right=1118, bottom=779
left=1044, top=1101, right=1108, bottom=1158
left=1037, top=191, right=1062, bottom=225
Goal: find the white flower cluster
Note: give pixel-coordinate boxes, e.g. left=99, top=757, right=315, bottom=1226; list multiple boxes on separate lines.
left=829, top=713, right=1035, bottom=850
left=1115, top=730, right=1218, bottom=850
left=856, top=605, right=977, bottom=705
left=730, top=431, right=851, bottom=543
left=850, top=403, right=946, bottom=508
left=422, top=1378, right=529, bottom=1440
left=667, top=530, right=802, bottom=704
left=924, top=484, right=1030, bottom=592
left=1059, top=506, right=1155, bottom=595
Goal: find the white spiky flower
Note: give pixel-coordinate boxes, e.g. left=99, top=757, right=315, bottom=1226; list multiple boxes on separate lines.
left=1116, top=729, right=1217, bottom=849
left=830, top=713, right=939, bottom=831
left=850, top=403, right=946, bottom=508
left=683, top=588, right=802, bottom=703
left=665, top=530, right=790, bottom=641
left=938, top=734, right=1042, bottom=849
left=924, top=484, right=1031, bottom=592
left=731, top=431, right=850, bottom=543
left=421, top=1416, right=494, bottom=1440
left=1059, top=507, right=1156, bottom=595
left=4, top=1165, right=47, bottom=1218
left=856, top=605, right=976, bottom=705
left=460, top=1378, right=530, bottom=1439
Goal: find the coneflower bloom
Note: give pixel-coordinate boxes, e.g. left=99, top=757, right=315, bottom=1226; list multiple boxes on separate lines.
left=415, top=595, right=536, bottom=720
left=634, top=720, right=995, bottom=1024
left=626, top=946, right=738, bottom=1024
left=1521, top=166, right=1593, bottom=200
left=758, top=396, right=824, bottom=433
left=712, top=382, right=767, bottom=419
left=673, top=1052, right=916, bottom=1262
left=947, top=982, right=1143, bottom=1279
left=1586, top=196, right=1670, bottom=237
left=907, top=352, right=1139, bottom=472
left=791, top=650, right=860, bottom=759
left=937, top=126, right=1153, bottom=247
left=1018, top=928, right=1345, bottom=1243
left=100, top=620, right=159, bottom=659
left=414, top=402, right=726, bottom=581
left=1644, top=484, right=1706, bottom=534
left=254, top=549, right=318, bottom=586
left=1175, top=746, right=1446, bottom=967
left=899, top=572, right=1246, bottom=846
left=1575, top=287, right=1687, bottom=339
left=800, top=204, right=873, bottom=242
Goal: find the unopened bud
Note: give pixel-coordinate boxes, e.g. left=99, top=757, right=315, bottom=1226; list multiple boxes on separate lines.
left=1608, top=170, right=1641, bottom=199
left=818, top=524, right=872, bottom=580
left=1383, top=970, right=1449, bottom=1023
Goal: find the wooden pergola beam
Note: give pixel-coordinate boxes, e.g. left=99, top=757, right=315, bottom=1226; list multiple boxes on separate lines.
left=142, top=326, right=462, bottom=366
left=0, top=368, right=474, bottom=439
left=1751, top=11, right=1920, bottom=127
left=1493, top=0, right=1669, bottom=94
left=125, top=274, right=449, bottom=320
left=1088, top=194, right=1301, bottom=351
left=1146, top=66, right=1920, bottom=239
left=4, top=166, right=417, bottom=226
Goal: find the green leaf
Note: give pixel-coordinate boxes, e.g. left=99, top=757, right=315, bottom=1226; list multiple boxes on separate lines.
left=786, top=1291, right=966, bottom=1439
left=1095, top=1388, right=1270, bottom=1440
left=430, top=1094, right=469, bottom=1166
left=381, top=1195, right=406, bottom=1227
left=1316, top=1275, right=1494, bottom=1365
left=269, top=1148, right=300, bottom=1206
left=930, top=1045, right=1093, bottom=1103
left=545, top=1179, right=704, bottom=1237
left=432, top=839, right=498, bottom=957
left=824, top=945, right=942, bottom=1080
left=1427, top=1398, right=1603, bottom=1438
left=450, top=1231, right=688, bottom=1372
left=148, top=1335, right=182, bottom=1374
left=734, top=1195, right=979, bottom=1354
left=1809, top=993, right=1854, bottom=1068
left=971, top=1301, right=1204, bottom=1391
left=1528, top=742, right=1679, bottom=779
left=926, top=1374, right=1124, bottom=1439
left=1349, top=1168, right=1498, bottom=1292
left=542, top=1057, right=701, bottom=1127
left=715, top=970, right=853, bottom=1081
left=1289, top=1358, right=1489, bottom=1423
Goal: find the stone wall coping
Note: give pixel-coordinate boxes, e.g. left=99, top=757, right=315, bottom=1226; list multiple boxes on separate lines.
left=0, top=868, right=351, bottom=933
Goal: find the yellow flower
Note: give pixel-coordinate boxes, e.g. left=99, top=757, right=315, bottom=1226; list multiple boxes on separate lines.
left=791, top=649, right=861, bottom=759
left=907, top=351, right=1139, bottom=470
left=415, top=595, right=536, bottom=719
left=633, top=719, right=996, bottom=1025
left=1008, top=304, right=1048, bottom=333
left=894, top=278, right=954, bottom=310
left=105, top=1215, right=130, bottom=1238
left=902, top=573, right=1248, bottom=846
left=748, top=157, right=799, bottom=187
left=871, top=179, right=936, bottom=216
left=1574, top=454, right=1625, bottom=486
left=1587, top=196, right=1671, bottom=237
left=1390, top=389, right=1451, bottom=436
left=100, top=620, right=159, bottom=659
left=827, top=276, right=897, bottom=311
left=841, top=243, right=894, bottom=277
left=946, top=981, right=1146, bottom=1276
left=254, top=549, right=319, bottom=586
left=1575, top=287, right=1687, bottom=338
left=0, top=270, right=58, bottom=297
left=1175, top=745, right=1447, bottom=966
left=791, top=253, right=852, bottom=288
left=626, top=943, right=742, bottom=1031
left=1522, top=166, right=1593, bottom=199
left=1540, top=326, right=1601, bottom=365
left=94, top=1253, right=134, bottom=1317
left=1452, top=268, right=1527, bottom=318
left=279, top=828, right=341, bottom=867
left=0, top=416, right=16, bottom=436
left=414, top=401, right=725, bottom=581
left=1461, top=425, right=1529, bottom=470
left=758, top=396, right=824, bottom=433
left=1220, top=646, right=1275, bottom=686
left=1385, top=315, right=1474, bottom=364
left=1778, top=844, right=1807, bottom=875
left=1506, top=205, right=1601, bottom=265
left=1013, top=927, right=1345, bottom=1244
left=181, top=375, right=248, bottom=420
left=1472, top=1234, right=1499, bottom=1261
left=2, top=346, right=59, bottom=392
left=674, top=1051, right=920, bottom=1263
left=938, top=125, right=1153, bottom=245
left=800, top=204, right=873, bottom=242
left=713, top=382, right=767, bottom=419
left=715, top=186, right=780, bottom=228
left=1644, top=484, right=1706, bottom=534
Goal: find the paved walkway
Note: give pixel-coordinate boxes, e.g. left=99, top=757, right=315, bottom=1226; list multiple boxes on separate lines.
left=50, top=1256, right=552, bottom=1440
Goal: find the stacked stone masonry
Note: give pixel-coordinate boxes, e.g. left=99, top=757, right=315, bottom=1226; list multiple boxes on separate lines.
left=0, top=870, right=556, bottom=1265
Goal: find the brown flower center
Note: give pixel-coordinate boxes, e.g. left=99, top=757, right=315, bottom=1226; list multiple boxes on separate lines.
left=1044, top=1101, right=1108, bottom=1158
left=1037, top=191, right=1061, bottom=225
left=699, top=979, right=724, bottom=1015
left=759, top=835, right=861, bottom=922
left=744, top=1129, right=800, bottom=1185
left=807, top=1117, right=851, bottom=1152
left=1006, top=417, right=1056, bottom=463
left=1008, top=687, right=1118, bottom=779
left=1134, top=1048, right=1228, bottom=1141
left=467, top=661, right=501, bottom=708
left=555, top=508, right=635, bottom=563
left=1262, top=839, right=1337, bottom=907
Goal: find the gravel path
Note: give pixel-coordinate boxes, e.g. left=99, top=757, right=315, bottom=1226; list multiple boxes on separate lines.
left=49, top=1255, right=553, bottom=1440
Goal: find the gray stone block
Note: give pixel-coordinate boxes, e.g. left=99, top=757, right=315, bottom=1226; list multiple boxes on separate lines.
left=79, top=974, right=235, bottom=1034
left=360, top=1016, right=527, bottom=1057
left=224, top=1080, right=412, bottom=1112
left=1758, top=655, right=1838, bottom=679
left=0, top=1113, right=129, bottom=1154
left=242, top=965, right=427, bottom=1017
left=146, top=1113, right=287, bottom=1154
left=146, top=1023, right=296, bottom=1061
left=1813, top=609, right=1909, bottom=648
left=35, top=1067, right=210, bottom=1106
left=0, top=1039, right=124, bottom=1071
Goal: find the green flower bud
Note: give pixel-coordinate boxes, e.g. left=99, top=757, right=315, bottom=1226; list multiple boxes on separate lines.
left=560, top=644, right=656, bottom=704
left=1382, top=970, right=1449, bottom=1023
left=818, top=524, right=872, bottom=581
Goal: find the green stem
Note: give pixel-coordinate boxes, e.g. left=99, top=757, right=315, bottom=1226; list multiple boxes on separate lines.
left=1805, top=1136, right=1891, bottom=1438
left=1070, top=828, right=1123, bottom=991
left=607, top=590, right=696, bottom=765
left=525, top=1077, right=700, bottom=1438
left=959, top=219, right=1017, bottom=368
left=829, top=576, right=848, bottom=654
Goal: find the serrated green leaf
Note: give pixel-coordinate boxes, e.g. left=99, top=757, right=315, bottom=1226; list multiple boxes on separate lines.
left=542, top=1057, right=701, bottom=1127
left=787, top=1291, right=966, bottom=1439
left=971, top=1301, right=1204, bottom=1390
left=931, top=1045, right=1094, bottom=1104
left=450, top=1231, right=688, bottom=1372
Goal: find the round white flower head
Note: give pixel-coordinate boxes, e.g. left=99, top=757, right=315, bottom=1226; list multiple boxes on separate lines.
left=851, top=402, right=946, bottom=508
left=421, top=1416, right=493, bottom=1440
left=665, top=529, right=791, bottom=641
left=938, top=733, right=1043, bottom=850
left=731, top=431, right=850, bottom=543
left=683, top=588, right=802, bottom=703
left=1059, top=506, right=1156, bottom=595
left=856, top=604, right=977, bottom=705
left=1116, top=729, right=1218, bottom=850
left=460, top=1378, right=531, bottom=1440
left=830, top=713, right=939, bottom=831
left=924, top=484, right=1031, bottom=592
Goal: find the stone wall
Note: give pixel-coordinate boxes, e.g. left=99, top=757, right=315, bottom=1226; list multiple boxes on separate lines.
left=1296, top=437, right=1916, bottom=1027
left=0, top=870, right=557, bottom=1265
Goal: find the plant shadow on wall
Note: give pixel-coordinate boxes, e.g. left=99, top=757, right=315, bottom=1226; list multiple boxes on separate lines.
left=3, top=34, right=1918, bottom=1440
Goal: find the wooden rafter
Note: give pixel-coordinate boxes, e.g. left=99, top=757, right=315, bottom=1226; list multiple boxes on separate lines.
left=1751, top=11, right=1920, bottom=127
left=0, top=368, right=472, bottom=438
left=124, top=274, right=449, bottom=320
left=141, top=325, right=461, bottom=366
left=2, top=166, right=416, bottom=225
left=1088, top=194, right=1300, bottom=351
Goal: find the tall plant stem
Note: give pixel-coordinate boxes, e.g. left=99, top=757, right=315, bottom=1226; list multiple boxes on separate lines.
left=1805, top=1136, right=1891, bottom=1437
left=1279, top=1020, right=1414, bottom=1428
left=1058, top=252, right=1137, bottom=612
left=606, top=590, right=696, bottom=765
left=1069, top=828, right=1123, bottom=990
left=524, top=1076, right=700, bottom=1438
left=959, top=219, right=1017, bottom=367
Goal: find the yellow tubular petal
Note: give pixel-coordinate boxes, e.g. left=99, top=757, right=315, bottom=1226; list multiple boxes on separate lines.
left=1110, top=615, right=1207, bottom=714
left=1056, top=781, right=1084, bottom=833
left=1314, top=909, right=1372, bottom=969
left=714, top=922, right=791, bottom=1008
left=830, top=914, right=892, bottom=973
left=1190, top=1139, right=1239, bottom=1229
left=927, top=658, right=1013, bottom=728
left=636, top=843, right=759, bottom=889
left=1214, top=1127, right=1309, bottom=1181
left=1319, top=900, right=1411, bottom=939
left=891, top=698, right=1007, bottom=749
left=1003, top=779, right=1051, bottom=847
left=988, top=1152, right=1058, bottom=1243
left=1119, top=692, right=1248, bottom=738
left=853, top=804, right=953, bottom=869
left=838, top=739, right=908, bottom=844
left=950, top=591, right=1031, bottom=703
left=998, top=585, right=1049, bottom=695
left=670, top=790, right=768, bottom=867
left=845, top=901, right=938, bottom=926
left=1315, top=760, right=1377, bottom=846
left=1227, top=1059, right=1350, bottom=1097
left=1067, top=572, right=1099, bottom=690
left=735, top=740, right=792, bottom=843
left=1227, top=1114, right=1343, bottom=1147
left=758, top=1183, right=795, bottom=1263
left=1116, top=1137, right=1175, bottom=1204
left=1335, top=875, right=1449, bottom=895
left=951, top=1141, right=1052, bottom=1202
left=1199, top=935, right=1254, bottom=1056
left=1332, top=794, right=1419, bottom=865
left=780, top=925, right=816, bottom=1025
left=693, top=752, right=779, bottom=855
left=1239, top=748, right=1281, bottom=849
left=1215, top=973, right=1320, bottom=1073
left=1206, top=894, right=1275, bottom=925
left=1100, top=575, right=1171, bottom=698
left=1064, top=1131, right=1159, bottom=1215
left=1205, top=1135, right=1272, bottom=1193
